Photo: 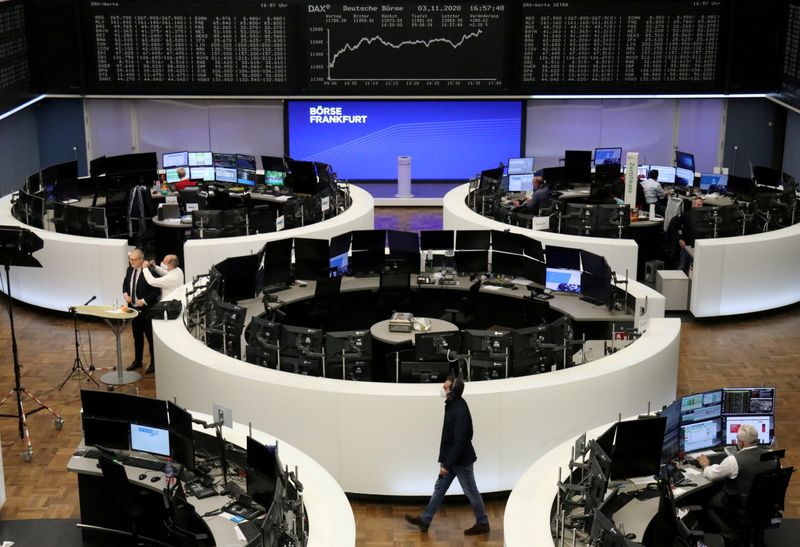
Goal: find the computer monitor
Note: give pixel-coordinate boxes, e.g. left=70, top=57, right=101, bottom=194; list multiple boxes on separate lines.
left=727, top=175, right=756, bottom=199
left=329, top=252, right=349, bottom=277
left=167, top=401, right=193, bottom=440
left=463, top=330, right=511, bottom=356
left=294, top=237, right=330, bottom=280
left=236, top=154, right=257, bottom=171
left=325, top=330, right=372, bottom=361
left=478, top=167, right=504, bottom=191
left=491, top=230, right=525, bottom=254
left=507, top=157, right=534, bottom=175
left=723, top=415, right=774, bottom=445
left=189, top=166, right=215, bottom=181
left=280, top=355, right=322, bottom=376
left=523, top=237, right=544, bottom=262
left=580, top=250, right=609, bottom=277
left=680, top=417, right=723, bottom=453
left=454, top=250, right=489, bottom=274
left=130, top=423, right=171, bottom=457
left=721, top=387, right=776, bottom=415
left=387, top=230, right=420, bottom=268
left=415, top=331, right=461, bottom=361
left=699, top=173, right=729, bottom=193
left=247, top=316, right=282, bottom=349
left=680, top=389, right=722, bottom=424
left=491, top=251, right=524, bottom=277
left=564, top=150, right=592, bottom=184
left=523, top=256, right=546, bottom=286
left=399, top=361, right=452, bottom=383
left=689, top=206, right=721, bottom=240
left=213, top=153, right=237, bottom=169
left=675, top=167, right=694, bottom=187
left=752, top=165, right=781, bottom=188
left=187, top=151, right=212, bottom=166
left=81, top=390, right=168, bottom=427
left=510, top=325, right=551, bottom=376
left=506, top=174, right=533, bottom=192
left=280, top=325, right=323, bottom=356
left=163, top=151, right=189, bottom=168
left=580, top=272, right=612, bottom=309
left=420, top=230, right=455, bottom=251
left=287, top=159, right=319, bottom=194
left=649, top=165, right=676, bottom=184
left=82, top=416, right=130, bottom=450
left=212, top=167, right=236, bottom=184
left=260, top=238, right=293, bottom=287
left=546, top=268, right=581, bottom=294
left=192, top=210, right=224, bottom=230
left=609, top=416, right=666, bottom=480
left=660, top=399, right=682, bottom=463
left=351, top=230, right=386, bottom=252
left=265, top=170, right=286, bottom=186
left=594, top=147, right=622, bottom=167
left=456, top=230, right=490, bottom=251
left=675, top=150, right=695, bottom=172
left=545, top=245, right=580, bottom=270
left=261, top=155, right=287, bottom=172
left=637, top=165, right=650, bottom=178
left=349, top=250, right=384, bottom=276
left=165, top=168, right=185, bottom=184
left=246, top=436, right=282, bottom=509
left=237, top=169, right=257, bottom=186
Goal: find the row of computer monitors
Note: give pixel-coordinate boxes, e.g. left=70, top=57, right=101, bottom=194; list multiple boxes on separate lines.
left=78, top=389, right=286, bottom=512
left=665, top=387, right=776, bottom=456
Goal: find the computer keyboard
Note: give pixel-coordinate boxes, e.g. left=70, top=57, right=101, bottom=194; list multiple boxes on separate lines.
left=124, top=454, right=166, bottom=471
left=237, top=518, right=265, bottom=543
left=484, top=280, right=515, bottom=289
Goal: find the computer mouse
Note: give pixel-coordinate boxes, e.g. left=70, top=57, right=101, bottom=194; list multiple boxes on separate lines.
left=150, top=476, right=161, bottom=482
left=138, top=473, right=147, bottom=480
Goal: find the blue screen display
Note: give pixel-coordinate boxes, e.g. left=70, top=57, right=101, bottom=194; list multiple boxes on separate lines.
left=287, top=100, right=523, bottom=181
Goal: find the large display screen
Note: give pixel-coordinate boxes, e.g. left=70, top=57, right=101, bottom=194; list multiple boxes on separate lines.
left=287, top=100, right=522, bottom=182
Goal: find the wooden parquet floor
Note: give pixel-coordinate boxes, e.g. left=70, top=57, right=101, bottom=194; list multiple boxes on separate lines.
left=0, top=207, right=798, bottom=545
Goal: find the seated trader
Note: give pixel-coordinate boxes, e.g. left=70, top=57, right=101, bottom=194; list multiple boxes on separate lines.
left=142, top=254, right=185, bottom=301
left=511, top=175, right=551, bottom=212
left=677, top=197, right=704, bottom=273
left=174, top=167, right=196, bottom=191
left=697, top=424, right=779, bottom=537
left=640, top=169, right=667, bottom=216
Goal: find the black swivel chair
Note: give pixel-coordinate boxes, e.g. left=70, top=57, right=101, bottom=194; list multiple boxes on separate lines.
left=440, top=280, right=481, bottom=329
left=97, top=453, right=168, bottom=546
left=735, top=465, right=794, bottom=546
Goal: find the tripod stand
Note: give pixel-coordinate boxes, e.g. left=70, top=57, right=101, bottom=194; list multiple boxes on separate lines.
left=0, top=238, right=64, bottom=461
left=58, top=298, right=101, bottom=390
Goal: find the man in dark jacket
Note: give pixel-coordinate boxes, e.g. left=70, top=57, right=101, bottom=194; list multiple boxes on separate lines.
left=404, top=373, right=490, bottom=536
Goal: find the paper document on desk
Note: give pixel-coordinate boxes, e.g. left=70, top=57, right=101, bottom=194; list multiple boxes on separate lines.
left=482, top=285, right=503, bottom=291
left=628, top=475, right=656, bottom=486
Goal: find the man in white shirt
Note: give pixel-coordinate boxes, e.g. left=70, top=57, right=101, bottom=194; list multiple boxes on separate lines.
left=142, top=254, right=184, bottom=301
left=698, top=424, right=779, bottom=537
left=640, top=169, right=667, bottom=214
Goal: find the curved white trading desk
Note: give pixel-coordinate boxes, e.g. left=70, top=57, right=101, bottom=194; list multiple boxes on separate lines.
left=0, top=194, right=129, bottom=312
left=442, top=184, right=640, bottom=281
left=154, top=268, right=679, bottom=499
left=191, top=411, right=355, bottom=547
left=0, top=186, right=373, bottom=312
left=690, top=222, right=800, bottom=317
left=182, top=185, right=374, bottom=279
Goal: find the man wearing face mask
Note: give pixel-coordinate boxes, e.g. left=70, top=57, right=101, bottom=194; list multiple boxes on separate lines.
left=404, top=373, right=490, bottom=536
left=142, top=254, right=184, bottom=301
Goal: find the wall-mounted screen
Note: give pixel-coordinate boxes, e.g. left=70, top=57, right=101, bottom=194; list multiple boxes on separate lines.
left=287, top=100, right=523, bottom=182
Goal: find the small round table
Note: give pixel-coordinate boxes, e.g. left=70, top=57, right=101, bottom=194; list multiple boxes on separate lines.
left=74, top=305, right=140, bottom=387
left=369, top=317, right=458, bottom=345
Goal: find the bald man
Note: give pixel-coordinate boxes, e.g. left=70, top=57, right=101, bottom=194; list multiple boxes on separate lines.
left=142, top=254, right=184, bottom=301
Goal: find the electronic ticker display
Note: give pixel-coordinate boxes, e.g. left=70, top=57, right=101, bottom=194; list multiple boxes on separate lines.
left=520, top=1, right=725, bottom=93
left=82, top=1, right=292, bottom=94
left=0, top=0, right=32, bottom=112
left=783, top=2, right=800, bottom=105
left=303, top=2, right=508, bottom=92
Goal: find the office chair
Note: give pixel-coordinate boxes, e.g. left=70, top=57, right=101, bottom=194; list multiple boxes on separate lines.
left=440, top=280, right=481, bottom=328
left=734, top=466, right=794, bottom=546
left=663, top=196, right=684, bottom=229
left=97, top=453, right=164, bottom=546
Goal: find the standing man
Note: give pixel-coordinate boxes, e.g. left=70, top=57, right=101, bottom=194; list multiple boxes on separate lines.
left=123, top=249, right=160, bottom=374
left=404, top=373, right=490, bottom=536
left=142, top=254, right=184, bottom=301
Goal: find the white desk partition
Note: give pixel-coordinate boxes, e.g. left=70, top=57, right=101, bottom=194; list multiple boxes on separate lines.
left=0, top=194, right=129, bottom=312
left=155, top=307, right=679, bottom=497
left=442, top=184, right=640, bottom=280
left=190, top=412, right=355, bottom=547
left=690, top=223, right=800, bottom=317
left=183, top=185, right=374, bottom=279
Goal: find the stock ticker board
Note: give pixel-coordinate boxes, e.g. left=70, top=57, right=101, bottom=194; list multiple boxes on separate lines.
left=303, top=2, right=508, bottom=92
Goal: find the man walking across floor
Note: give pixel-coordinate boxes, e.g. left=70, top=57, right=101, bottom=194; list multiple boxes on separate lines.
left=404, top=373, right=490, bottom=536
